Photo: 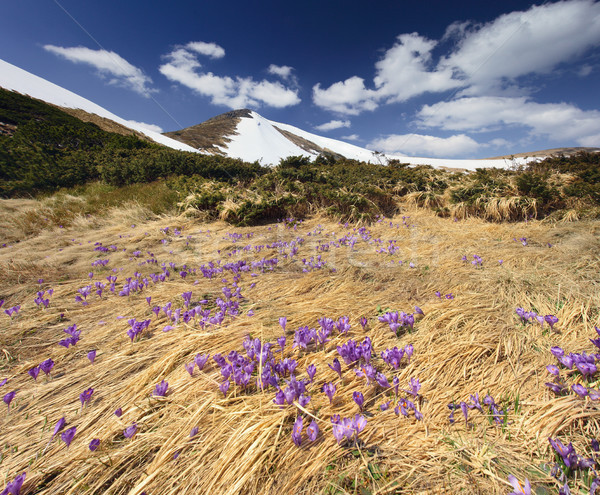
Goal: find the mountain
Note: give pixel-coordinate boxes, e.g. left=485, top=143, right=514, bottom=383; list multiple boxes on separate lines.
left=0, top=59, right=198, bottom=153
left=165, top=109, right=539, bottom=170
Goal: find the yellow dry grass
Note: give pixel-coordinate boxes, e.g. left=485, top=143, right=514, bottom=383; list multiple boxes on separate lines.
left=0, top=199, right=599, bottom=494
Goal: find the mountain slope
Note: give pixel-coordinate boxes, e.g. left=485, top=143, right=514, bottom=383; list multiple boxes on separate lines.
left=166, top=110, right=538, bottom=170
left=0, top=59, right=198, bottom=153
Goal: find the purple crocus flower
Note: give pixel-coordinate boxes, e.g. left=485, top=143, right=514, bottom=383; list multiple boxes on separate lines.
left=306, top=420, right=319, bottom=442
left=571, top=384, right=588, bottom=397
left=277, top=336, right=286, bottom=356
left=61, top=427, right=77, bottom=448
left=279, top=317, right=287, bottom=332
left=507, top=475, right=531, bottom=495
left=546, top=365, right=560, bottom=376
left=80, top=388, right=94, bottom=408
left=328, top=358, right=342, bottom=379
left=124, top=422, right=137, bottom=439
left=1, top=472, right=26, bottom=495
left=53, top=417, right=66, bottom=438
left=28, top=366, right=40, bottom=381
left=89, top=438, right=100, bottom=451
left=114, top=408, right=123, bottom=417
left=3, top=390, right=16, bottom=412
left=576, top=361, right=597, bottom=379
left=190, top=426, right=199, bottom=437
left=154, top=379, right=169, bottom=397
left=544, top=315, right=558, bottom=331
left=0, top=378, right=6, bottom=387
left=194, top=353, right=209, bottom=370
left=219, top=380, right=230, bottom=397
left=550, top=346, right=564, bottom=358
left=375, top=372, right=390, bottom=388
left=306, top=364, right=316, bottom=382
left=40, top=358, right=55, bottom=376
left=298, top=394, right=311, bottom=408
left=460, top=401, right=469, bottom=424
left=184, top=362, right=195, bottom=377
left=323, top=382, right=336, bottom=404
left=292, top=415, right=303, bottom=446
left=353, top=391, right=364, bottom=411
left=360, top=317, right=368, bottom=330
left=87, top=350, right=97, bottom=363
left=545, top=382, right=566, bottom=394
left=414, top=306, right=424, bottom=316
left=549, top=437, right=576, bottom=467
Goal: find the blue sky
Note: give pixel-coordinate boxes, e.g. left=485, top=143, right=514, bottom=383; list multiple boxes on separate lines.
left=1, top=0, right=599, bottom=158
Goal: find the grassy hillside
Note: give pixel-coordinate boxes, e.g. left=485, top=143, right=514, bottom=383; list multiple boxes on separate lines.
left=0, top=196, right=599, bottom=494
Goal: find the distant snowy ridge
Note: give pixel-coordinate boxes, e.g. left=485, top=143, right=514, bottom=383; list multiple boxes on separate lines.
left=214, top=111, right=535, bottom=171
left=0, top=59, right=198, bottom=153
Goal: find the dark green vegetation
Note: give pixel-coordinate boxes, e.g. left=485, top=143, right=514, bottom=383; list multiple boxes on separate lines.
left=1, top=87, right=599, bottom=225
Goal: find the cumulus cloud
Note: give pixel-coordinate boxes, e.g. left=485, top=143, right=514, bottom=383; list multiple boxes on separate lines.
left=440, top=0, right=600, bottom=95
left=268, top=64, right=294, bottom=79
left=159, top=42, right=300, bottom=109
left=369, top=133, right=481, bottom=157
left=341, top=134, right=360, bottom=141
left=417, top=96, right=600, bottom=146
left=127, top=120, right=163, bottom=133
left=313, top=0, right=600, bottom=114
left=186, top=41, right=225, bottom=59
left=314, top=119, right=351, bottom=132
left=43, top=45, right=155, bottom=97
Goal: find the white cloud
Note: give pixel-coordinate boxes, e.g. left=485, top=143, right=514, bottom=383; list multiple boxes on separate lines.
left=313, top=76, right=378, bottom=115
left=159, top=43, right=300, bottom=109
left=127, top=120, right=163, bottom=133
left=186, top=41, right=225, bottom=59
left=341, top=134, right=360, bottom=141
left=313, top=1, right=600, bottom=114
left=43, top=45, right=155, bottom=97
left=314, top=119, right=351, bottom=132
left=441, top=0, right=600, bottom=95
left=268, top=64, right=293, bottom=79
left=417, top=96, right=600, bottom=146
left=369, top=133, right=481, bottom=157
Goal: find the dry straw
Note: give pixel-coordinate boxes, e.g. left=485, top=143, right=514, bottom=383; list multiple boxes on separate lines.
left=0, top=200, right=599, bottom=494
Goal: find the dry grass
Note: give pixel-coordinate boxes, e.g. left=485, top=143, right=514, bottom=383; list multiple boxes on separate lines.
left=0, top=198, right=599, bottom=494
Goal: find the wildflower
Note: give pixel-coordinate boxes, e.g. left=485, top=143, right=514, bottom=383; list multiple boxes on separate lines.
left=114, top=408, right=123, bottom=417
left=194, top=353, right=209, bottom=370
left=219, top=380, right=230, bottom=397
left=1, top=472, right=26, bottom=495
left=323, top=382, right=336, bottom=404
left=507, top=475, right=531, bottom=495
left=39, top=358, right=55, bottom=376
left=307, top=420, right=319, bottom=441
left=123, top=423, right=137, bottom=439
left=375, top=372, right=390, bottom=388
left=414, top=306, right=424, bottom=316
left=87, top=350, right=97, bottom=363
left=460, top=401, right=468, bottom=424
left=380, top=401, right=391, bottom=411
left=546, top=365, right=560, bottom=376
left=571, top=384, right=588, bottom=397
left=184, top=362, right=195, bottom=377
left=298, top=394, right=311, bottom=408
left=279, top=317, right=287, bottom=331
left=154, top=380, right=169, bottom=397
left=3, top=390, right=16, bottom=412
left=353, top=391, right=364, bottom=411
left=190, top=426, right=199, bottom=437
left=360, top=317, right=368, bottom=330
left=549, top=438, right=577, bottom=468
left=306, top=364, right=317, bottom=382
left=80, top=388, right=94, bottom=408
left=545, top=315, right=559, bottom=331
left=0, top=378, right=5, bottom=387
left=52, top=417, right=66, bottom=439
left=328, top=358, right=342, bottom=379
left=277, top=336, right=286, bottom=355
left=89, top=439, right=100, bottom=451
left=61, top=427, right=77, bottom=448
left=576, top=361, right=597, bottom=379
left=292, top=416, right=303, bottom=446
left=28, top=366, right=40, bottom=381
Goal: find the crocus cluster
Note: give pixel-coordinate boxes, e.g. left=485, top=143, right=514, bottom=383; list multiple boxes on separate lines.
left=331, top=414, right=367, bottom=444
left=378, top=310, right=415, bottom=335
left=59, top=324, right=81, bottom=348
left=380, top=344, right=413, bottom=369
left=546, top=343, right=600, bottom=399
left=515, top=308, right=559, bottom=331
left=337, top=337, right=372, bottom=365
left=126, top=318, right=151, bottom=342
left=449, top=392, right=506, bottom=425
